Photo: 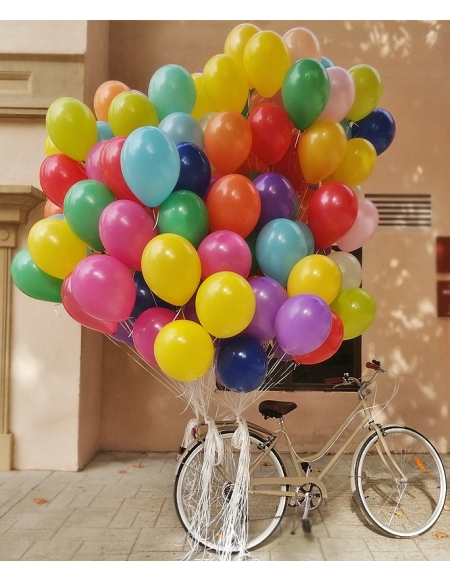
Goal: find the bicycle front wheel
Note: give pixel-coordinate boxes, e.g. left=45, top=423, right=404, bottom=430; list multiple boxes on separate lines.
left=354, top=426, right=447, bottom=538
left=174, top=430, right=288, bottom=552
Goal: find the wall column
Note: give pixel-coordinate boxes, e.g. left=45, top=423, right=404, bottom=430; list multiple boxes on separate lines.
left=0, top=185, right=44, bottom=470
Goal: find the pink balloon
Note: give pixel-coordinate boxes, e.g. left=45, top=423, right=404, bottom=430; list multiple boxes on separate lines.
left=61, top=274, right=118, bottom=334
left=319, top=67, right=356, bottom=123
left=99, top=200, right=157, bottom=270
left=197, top=230, right=252, bottom=279
left=133, top=307, right=175, bottom=366
left=283, top=27, right=322, bottom=62
left=71, top=254, right=136, bottom=322
left=336, top=198, right=379, bottom=251
left=85, top=140, right=108, bottom=183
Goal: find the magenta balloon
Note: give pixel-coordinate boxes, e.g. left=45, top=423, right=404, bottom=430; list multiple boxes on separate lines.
left=61, top=274, right=118, bottom=334
left=274, top=293, right=332, bottom=355
left=99, top=199, right=157, bottom=270
left=71, top=254, right=136, bottom=322
left=85, top=140, right=108, bottom=183
left=133, top=307, right=175, bottom=366
left=253, top=172, right=296, bottom=230
left=336, top=198, right=379, bottom=252
left=197, top=230, right=252, bottom=279
left=244, top=276, right=288, bottom=342
left=183, top=295, right=200, bottom=324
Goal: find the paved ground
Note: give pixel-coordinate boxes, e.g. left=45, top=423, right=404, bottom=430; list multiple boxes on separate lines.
left=0, top=451, right=449, bottom=562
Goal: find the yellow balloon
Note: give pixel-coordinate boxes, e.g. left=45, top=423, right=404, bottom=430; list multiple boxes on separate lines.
left=243, top=31, right=291, bottom=98
left=154, top=320, right=214, bottom=382
left=203, top=54, right=249, bottom=113
left=46, top=97, right=98, bottom=162
left=330, top=288, right=376, bottom=340
left=326, top=137, right=377, bottom=187
left=141, top=233, right=201, bottom=306
left=346, top=64, right=383, bottom=122
left=27, top=218, right=87, bottom=279
left=287, top=255, right=342, bottom=305
left=190, top=73, right=217, bottom=120
left=224, top=23, right=261, bottom=89
left=108, top=90, right=159, bottom=136
left=298, top=118, right=347, bottom=184
left=195, top=271, right=256, bottom=338
left=44, top=135, right=61, bottom=156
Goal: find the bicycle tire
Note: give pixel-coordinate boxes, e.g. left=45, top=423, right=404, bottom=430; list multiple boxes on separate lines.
left=174, top=430, right=288, bottom=552
left=354, top=425, right=447, bottom=538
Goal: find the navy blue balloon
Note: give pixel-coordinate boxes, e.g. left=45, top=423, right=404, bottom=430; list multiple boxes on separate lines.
left=131, top=271, right=175, bottom=318
left=174, top=142, right=211, bottom=198
left=216, top=335, right=268, bottom=393
left=351, top=108, right=396, bottom=155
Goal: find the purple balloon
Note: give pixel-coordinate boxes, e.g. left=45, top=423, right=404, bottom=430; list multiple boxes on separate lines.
left=244, top=276, right=288, bottom=342
left=110, top=319, right=135, bottom=345
left=274, top=293, right=332, bottom=355
left=253, top=172, right=296, bottom=230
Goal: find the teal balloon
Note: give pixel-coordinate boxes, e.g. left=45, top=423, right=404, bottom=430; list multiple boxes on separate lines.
left=282, top=58, right=330, bottom=131
left=157, top=189, right=209, bottom=248
left=64, top=179, right=116, bottom=251
left=340, top=118, right=352, bottom=139
left=121, top=126, right=180, bottom=208
left=148, top=64, right=196, bottom=120
left=96, top=121, right=114, bottom=141
left=11, top=248, right=63, bottom=302
left=294, top=220, right=315, bottom=255
left=255, top=218, right=308, bottom=287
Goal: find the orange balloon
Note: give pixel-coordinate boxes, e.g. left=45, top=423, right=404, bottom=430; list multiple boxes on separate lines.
left=298, top=118, right=347, bottom=184
left=204, top=111, right=252, bottom=175
left=43, top=198, right=63, bottom=218
left=94, top=80, right=130, bottom=122
left=205, top=174, right=261, bottom=238
left=283, top=27, right=322, bottom=62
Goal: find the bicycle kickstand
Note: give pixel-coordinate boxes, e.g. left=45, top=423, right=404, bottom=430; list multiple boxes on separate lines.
left=290, top=462, right=313, bottom=535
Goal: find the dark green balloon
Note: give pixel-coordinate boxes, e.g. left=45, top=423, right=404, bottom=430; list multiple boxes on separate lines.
left=11, top=248, right=63, bottom=302
left=157, top=189, right=209, bottom=248
left=64, top=179, right=116, bottom=251
left=282, top=58, right=330, bottom=131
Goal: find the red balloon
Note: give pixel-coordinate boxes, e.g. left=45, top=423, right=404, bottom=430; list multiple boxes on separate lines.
left=205, top=174, right=261, bottom=238
left=39, top=154, right=87, bottom=208
left=273, top=131, right=310, bottom=197
left=61, top=275, right=118, bottom=334
left=293, top=311, right=344, bottom=365
left=235, top=152, right=268, bottom=176
left=248, top=103, right=293, bottom=165
left=98, top=136, right=145, bottom=205
left=307, top=181, right=358, bottom=249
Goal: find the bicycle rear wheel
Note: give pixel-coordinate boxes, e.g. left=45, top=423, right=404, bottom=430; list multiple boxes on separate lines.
left=354, top=426, right=447, bottom=538
left=174, top=430, right=288, bottom=551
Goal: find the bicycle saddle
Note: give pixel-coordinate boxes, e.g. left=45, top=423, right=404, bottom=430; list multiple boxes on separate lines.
left=259, top=400, right=298, bottom=419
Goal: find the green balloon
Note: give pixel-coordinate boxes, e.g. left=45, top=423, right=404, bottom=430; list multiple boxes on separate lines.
left=282, top=58, right=330, bottom=131
left=157, top=189, right=209, bottom=248
left=64, top=179, right=116, bottom=251
left=11, top=248, right=63, bottom=302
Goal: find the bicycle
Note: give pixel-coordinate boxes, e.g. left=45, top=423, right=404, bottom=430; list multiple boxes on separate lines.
left=174, top=360, right=448, bottom=552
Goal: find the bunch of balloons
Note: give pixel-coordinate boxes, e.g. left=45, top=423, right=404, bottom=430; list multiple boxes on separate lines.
left=11, top=23, right=396, bottom=392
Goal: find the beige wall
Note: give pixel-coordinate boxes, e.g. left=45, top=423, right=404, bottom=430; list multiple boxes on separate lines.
left=3, top=20, right=450, bottom=470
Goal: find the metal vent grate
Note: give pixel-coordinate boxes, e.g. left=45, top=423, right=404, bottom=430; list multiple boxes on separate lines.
left=365, top=193, right=432, bottom=228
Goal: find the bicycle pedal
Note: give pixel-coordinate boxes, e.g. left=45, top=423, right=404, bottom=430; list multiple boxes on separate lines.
left=301, top=519, right=312, bottom=534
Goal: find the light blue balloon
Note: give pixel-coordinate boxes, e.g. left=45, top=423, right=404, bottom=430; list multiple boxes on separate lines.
left=148, top=64, right=196, bottom=121
left=294, top=220, right=315, bottom=255
left=96, top=121, right=114, bottom=141
left=120, top=126, right=180, bottom=208
left=159, top=112, right=204, bottom=149
left=255, top=218, right=308, bottom=287
left=321, top=56, right=334, bottom=69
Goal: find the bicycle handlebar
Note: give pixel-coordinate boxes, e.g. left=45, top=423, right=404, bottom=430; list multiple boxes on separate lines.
left=324, top=360, right=384, bottom=387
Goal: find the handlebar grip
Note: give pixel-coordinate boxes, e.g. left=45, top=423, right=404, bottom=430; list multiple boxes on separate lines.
left=324, top=377, right=345, bottom=384
left=366, top=360, right=380, bottom=370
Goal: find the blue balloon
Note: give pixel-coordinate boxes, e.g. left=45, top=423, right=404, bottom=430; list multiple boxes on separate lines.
left=321, top=56, right=334, bottom=69
left=96, top=121, right=114, bottom=141
left=351, top=108, right=396, bottom=155
left=120, top=126, right=180, bottom=207
left=294, top=220, right=315, bottom=255
left=255, top=218, right=308, bottom=287
left=216, top=335, right=268, bottom=393
left=159, top=113, right=204, bottom=149
left=174, top=142, right=211, bottom=198
left=131, top=271, right=175, bottom=318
